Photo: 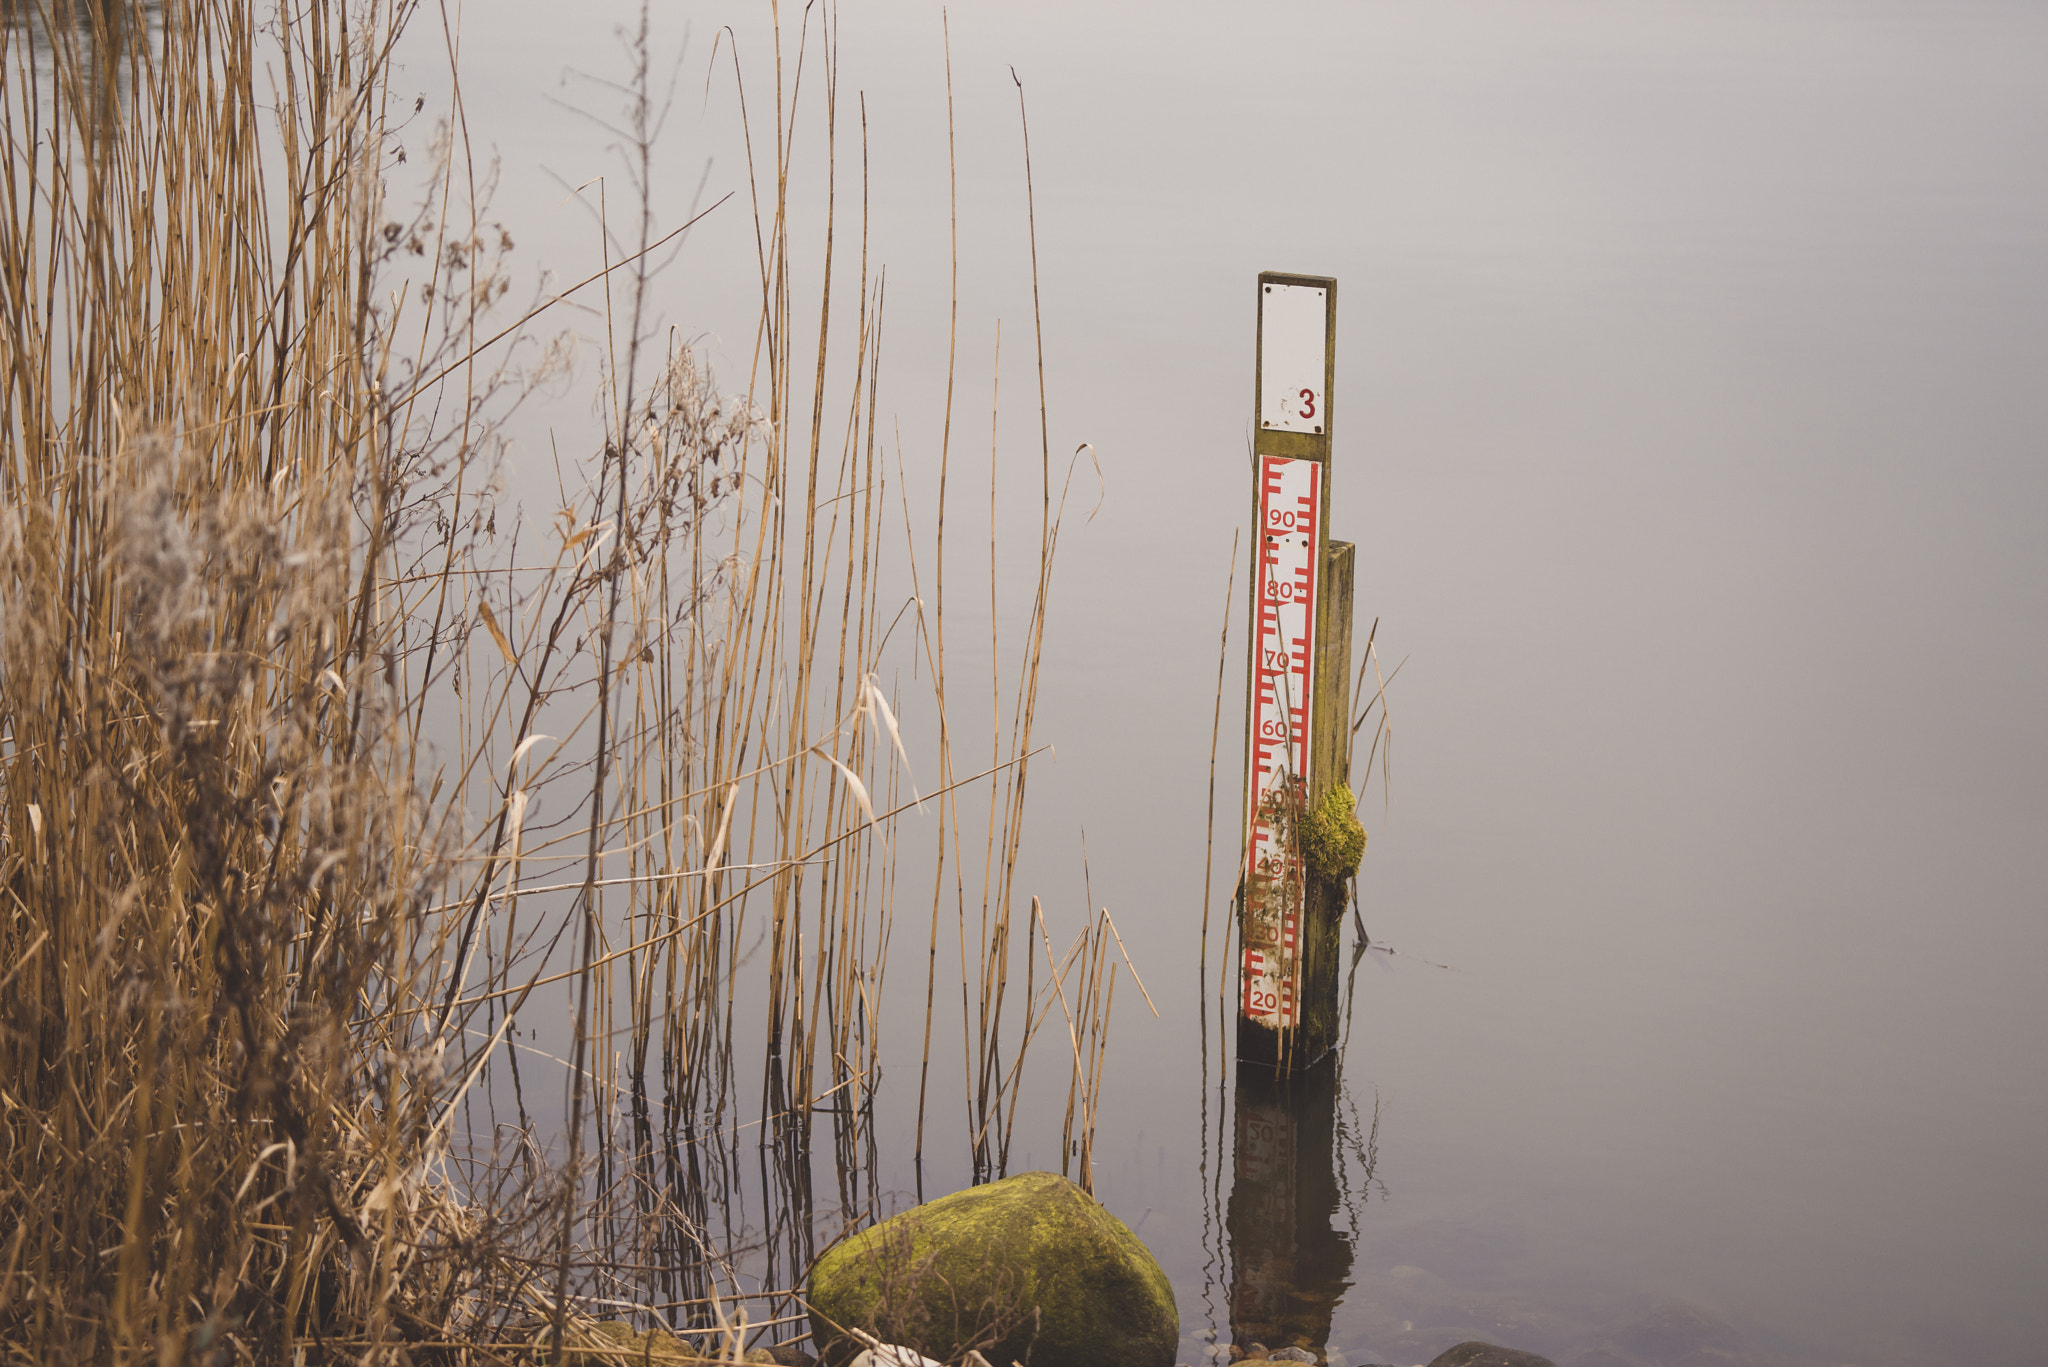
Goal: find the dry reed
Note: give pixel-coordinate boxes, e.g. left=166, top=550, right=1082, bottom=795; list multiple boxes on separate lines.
left=0, top=1, right=1131, bottom=1361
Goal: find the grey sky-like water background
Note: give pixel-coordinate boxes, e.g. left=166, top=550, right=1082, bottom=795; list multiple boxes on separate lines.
left=382, top=3, right=2048, bottom=1364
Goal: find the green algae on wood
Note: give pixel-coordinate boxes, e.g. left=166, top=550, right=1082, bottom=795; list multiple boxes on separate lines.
left=1302, top=781, right=1365, bottom=886
left=807, top=1171, right=1177, bottom=1367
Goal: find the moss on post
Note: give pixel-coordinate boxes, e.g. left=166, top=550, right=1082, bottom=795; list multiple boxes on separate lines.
left=1303, top=782, right=1366, bottom=886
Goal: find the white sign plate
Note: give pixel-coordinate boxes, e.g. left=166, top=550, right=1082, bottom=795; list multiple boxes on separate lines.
left=1259, top=283, right=1328, bottom=435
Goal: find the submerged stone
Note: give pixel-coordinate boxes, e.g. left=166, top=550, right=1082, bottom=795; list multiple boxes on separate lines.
left=1426, top=1344, right=1556, bottom=1367
left=808, top=1170, right=1178, bottom=1367
left=1560, top=1299, right=1747, bottom=1367
left=540, top=1319, right=698, bottom=1365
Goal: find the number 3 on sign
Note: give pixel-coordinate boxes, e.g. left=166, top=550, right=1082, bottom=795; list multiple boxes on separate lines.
left=1260, top=281, right=1327, bottom=435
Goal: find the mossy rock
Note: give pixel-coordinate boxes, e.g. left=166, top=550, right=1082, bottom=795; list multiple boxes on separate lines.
left=1301, top=783, right=1365, bottom=886
left=808, top=1171, right=1176, bottom=1367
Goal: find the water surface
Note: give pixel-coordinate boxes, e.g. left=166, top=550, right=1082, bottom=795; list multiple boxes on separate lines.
left=431, top=4, right=2048, bottom=1363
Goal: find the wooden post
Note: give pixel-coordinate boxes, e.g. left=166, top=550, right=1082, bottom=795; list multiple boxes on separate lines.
left=1239, top=271, right=1354, bottom=1072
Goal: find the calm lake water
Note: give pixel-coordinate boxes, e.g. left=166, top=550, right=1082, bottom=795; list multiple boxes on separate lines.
left=421, top=3, right=2046, bottom=1364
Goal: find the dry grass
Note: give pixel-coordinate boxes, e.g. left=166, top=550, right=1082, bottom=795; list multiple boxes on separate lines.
left=0, top=0, right=483, bottom=1358
left=0, top=2, right=1129, bottom=1362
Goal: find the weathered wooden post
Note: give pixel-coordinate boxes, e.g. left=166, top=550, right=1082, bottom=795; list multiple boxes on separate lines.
left=1239, top=271, right=1356, bottom=1071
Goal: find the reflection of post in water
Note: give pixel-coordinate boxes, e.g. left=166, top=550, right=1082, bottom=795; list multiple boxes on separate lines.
left=1226, top=1055, right=1354, bottom=1355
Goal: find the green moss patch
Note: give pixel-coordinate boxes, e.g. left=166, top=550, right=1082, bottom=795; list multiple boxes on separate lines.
left=1302, top=783, right=1366, bottom=885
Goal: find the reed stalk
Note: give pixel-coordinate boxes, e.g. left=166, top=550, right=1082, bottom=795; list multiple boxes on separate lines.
left=1198, top=528, right=1240, bottom=981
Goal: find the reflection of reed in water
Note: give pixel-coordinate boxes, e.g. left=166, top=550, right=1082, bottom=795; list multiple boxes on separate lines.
left=4, top=0, right=145, bottom=100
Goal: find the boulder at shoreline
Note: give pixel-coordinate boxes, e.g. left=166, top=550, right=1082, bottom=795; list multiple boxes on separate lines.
left=808, top=1170, right=1177, bottom=1367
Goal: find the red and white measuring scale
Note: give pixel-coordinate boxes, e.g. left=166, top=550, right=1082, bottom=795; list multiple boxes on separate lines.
left=1242, top=453, right=1322, bottom=1028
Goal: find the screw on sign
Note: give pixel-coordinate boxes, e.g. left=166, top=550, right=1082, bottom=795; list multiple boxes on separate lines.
left=1241, top=453, right=1320, bottom=1030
